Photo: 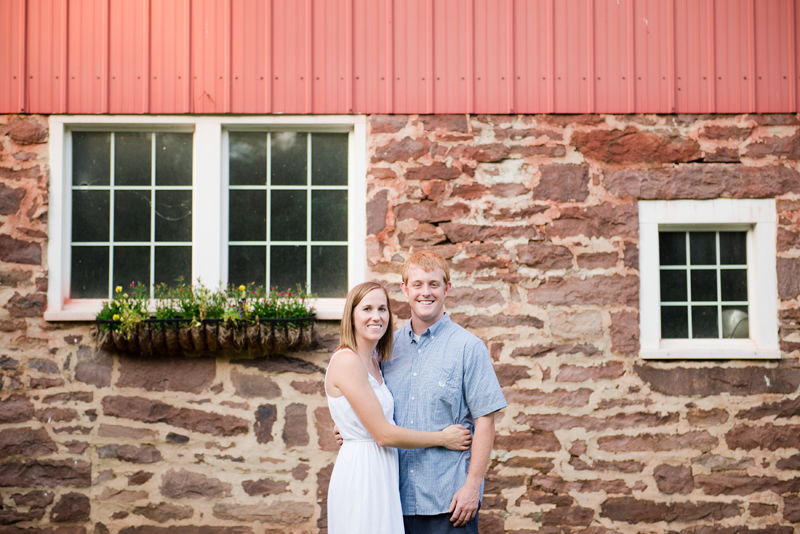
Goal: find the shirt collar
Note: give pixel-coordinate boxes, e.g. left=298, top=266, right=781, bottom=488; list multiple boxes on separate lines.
left=406, top=313, right=451, bottom=340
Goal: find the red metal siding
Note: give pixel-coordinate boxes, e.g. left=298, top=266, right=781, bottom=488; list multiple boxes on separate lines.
left=5, top=0, right=800, bottom=114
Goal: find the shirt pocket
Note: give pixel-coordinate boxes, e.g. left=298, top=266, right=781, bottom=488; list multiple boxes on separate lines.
left=429, top=367, right=462, bottom=423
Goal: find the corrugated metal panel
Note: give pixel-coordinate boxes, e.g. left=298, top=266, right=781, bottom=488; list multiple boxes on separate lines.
left=68, top=0, right=108, bottom=113
left=109, top=0, right=149, bottom=113
left=231, top=0, right=269, bottom=113
left=150, top=0, right=190, bottom=114
left=8, top=0, right=800, bottom=114
left=0, top=0, right=25, bottom=113
left=27, top=0, right=67, bottom=113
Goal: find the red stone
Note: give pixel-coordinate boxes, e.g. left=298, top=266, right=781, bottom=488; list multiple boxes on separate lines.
left=0, top=236, right=41, bottom=265
left=117, top=356, right=215, bottom=394
left=700, top=125, right=753, bottom=140
left=577, top=252, right=617, bottom=269
left=0, top=395, right=34, bottom=424
left=517, top=412, right=676, bottom=432
left=535, top=164, right=589, bottom=202
left=494, top=431, right=560, bottom=451
left=686, top=407, right=729, bottom=426
left=541, top=506, right=594, bottom=526
left=372, top=137, right=430, bottom=163
left=516, top=243, right=573, bottom=270
left=448, top=313, right=544, bottom=329
left=160, top=469, right=232, bottom=499
left=8, top=118, right=48, bottom=144
left=367, top=189, right=389, bottom=235
left=126, top=471, right=153, bottom=485
left=0, top=184, right=26, bottom=216
left=11, top=490, right=54, bottom=508
left=398, top=223, right=447, bottom=247
left=290, top=380, right=324, bottom=396
left=446, top=287, right=504, bottom=308
left=502, top=387, right=592, bottom=408
left=6, top=292, right=46, bottom=317
left=605, top=164, right=800, bottom=200
left=540, top=114, right=607, bottom=127
left=609, top=310, right=639, bottom=354
left=784, top=495, right=800, bottom=522
left=778, top=257, right=800, bottom=300
left=74, top=348, right=113, bottom=388
left=552, top=204, right=638, bottom=241
left=654, top=464, right=693, bottom=494
left=529, top=275, right=639, bottom=307
left=230, top=370, right=281, bottom=399
left=35, top=408, right=78, bottom=423
left=725, top=423, right=800, bottom=451
left=242, top=478, right=289, bottom=496
left=452, top=183, right=489, bottom=199
left=102, top=396, right=249, bottom=437
left=493, top=364, right=529, bottom=387
left=600, top=496, right=740, bottom=524
left=776, top=454, right=800, bottom=471
left=634, top=364, right=800, bottom=396
left=572, top=126, right=701, bottom=164
left=0, top=460, right=91, bottom=487
left=369, top=115, right=409, bottom=134
left=282, top=403, right=309, bottom=447
left=97, top=444, right=163, bottom=463
left=314, top=407, right=338, bottom=452
left=119, top=527, right=253, bottom=534
left=748, top=502, right=777, bottom=517
left=598, top=431, right=718, bottom=452
left=50, top=493, right=90, bottom=522
left=419, top=114, right=469, bottom=133
left=746, top=130, right=800, bottom=159
left=254, top=404, right=277, bottom=444
left=703, top=146, right=741, bottom=162
left=440, top=222, right=542, bottom=243
left=737, top=394, right=800, bottom=420
left=396, top=201, right=469, bottom=223
left=694, top=473, right=799, bottom=496
left=231, top=355, right=323, bottom=375
left=0, top=428, right=57, bottom=458
left=405, top=162, right=462, bottom=181
left=509, top=144, right=567, bottom=158
left=132, top=503, right=194, bottom=523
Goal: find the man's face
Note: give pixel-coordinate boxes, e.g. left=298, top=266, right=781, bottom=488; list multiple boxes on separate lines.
left=401, top=265, right=451, bottom=327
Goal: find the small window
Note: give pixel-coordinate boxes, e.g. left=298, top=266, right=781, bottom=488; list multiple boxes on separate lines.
left=70, top=131, right=193, bottom=298
left=639, top=199, right=779, bottom=360
left=659, top=230, right=749, bottom=339
left=227, top=132, right=349, bottom=297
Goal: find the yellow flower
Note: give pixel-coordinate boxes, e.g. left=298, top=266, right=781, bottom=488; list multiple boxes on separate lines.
left=122, top=293, right=128, bottom=298
left=115, top=286, right=122, bottom=293
left=238, top=285, right=245, bottom=292
left=141, top=308, right=147, bottom=314
left=112, top=314, right=120, bottom=321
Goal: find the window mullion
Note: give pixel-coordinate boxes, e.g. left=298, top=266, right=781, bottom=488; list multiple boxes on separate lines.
left=685, top=231, right=693, bottom=339
left=108, top=133, right=116, bottom=299
left=266, top=132, right=272, bottom=290
left=150, top=132, right=156, bottom=298
left=306, top=132, right=312, bottom=292
left=715, top=231, right=723, bottom=338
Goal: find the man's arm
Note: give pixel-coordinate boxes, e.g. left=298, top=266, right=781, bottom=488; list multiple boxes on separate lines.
left=448, top=413, right=495, bottom=527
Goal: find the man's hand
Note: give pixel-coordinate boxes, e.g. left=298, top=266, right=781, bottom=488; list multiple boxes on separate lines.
left=448, top=481, right=480, bottom=527
left=333, top=424, right=343, bottom=447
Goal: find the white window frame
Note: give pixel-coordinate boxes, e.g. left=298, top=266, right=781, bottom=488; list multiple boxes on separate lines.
left=46, top=115, right=367, bottom=321
left=639, top=199, right=780, bottom=360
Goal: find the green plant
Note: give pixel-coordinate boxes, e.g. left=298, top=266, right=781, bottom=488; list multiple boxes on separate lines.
left=96, top=281, right=149, bottom=337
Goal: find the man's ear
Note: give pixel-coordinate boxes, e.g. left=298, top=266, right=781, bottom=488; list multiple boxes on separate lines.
left=401, top=282, right=409, bottom=298
left=444, top=281, right=452, bottom=296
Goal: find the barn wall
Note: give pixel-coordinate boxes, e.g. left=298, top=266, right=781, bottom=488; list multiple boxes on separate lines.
left=1, top=112, right=799, bottom=533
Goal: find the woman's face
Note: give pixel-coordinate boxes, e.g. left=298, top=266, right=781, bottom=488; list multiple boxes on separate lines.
left=353, top=288, right=390, bottom=347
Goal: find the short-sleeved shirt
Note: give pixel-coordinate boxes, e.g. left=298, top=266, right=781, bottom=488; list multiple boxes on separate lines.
left=383, top=313, right=507, bottom=516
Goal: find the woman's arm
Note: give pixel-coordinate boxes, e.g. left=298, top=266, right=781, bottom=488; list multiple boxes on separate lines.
left=328, top=351, right=471, bottom=450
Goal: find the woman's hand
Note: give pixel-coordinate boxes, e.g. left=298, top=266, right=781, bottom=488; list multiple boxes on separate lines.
left=441, top=425, right=472, bottom=450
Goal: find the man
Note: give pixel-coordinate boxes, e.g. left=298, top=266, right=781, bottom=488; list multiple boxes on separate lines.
left=383, top=251, right=507, bottom=532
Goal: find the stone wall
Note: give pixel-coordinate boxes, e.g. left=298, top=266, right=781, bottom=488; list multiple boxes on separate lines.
left=0, top=112, right=799, bottom=534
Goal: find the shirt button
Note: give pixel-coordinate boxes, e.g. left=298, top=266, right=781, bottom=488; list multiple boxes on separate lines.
left=410, top=420, right=413, bottom=424
left=413, top=373, right=417, bottom=376
left=417, top=349, right=421, bottom=353
left=410, top=469, right=414, bottom=473
left=411, top=397, right=415, bottom=400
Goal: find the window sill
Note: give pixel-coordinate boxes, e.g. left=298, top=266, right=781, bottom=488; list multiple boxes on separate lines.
left=641, top=339, right=781, bottom=360
left=44, top=298, right=346, bottom=322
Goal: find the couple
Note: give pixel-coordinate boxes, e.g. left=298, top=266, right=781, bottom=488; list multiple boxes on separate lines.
left=325, top=251, right=507, bottom=533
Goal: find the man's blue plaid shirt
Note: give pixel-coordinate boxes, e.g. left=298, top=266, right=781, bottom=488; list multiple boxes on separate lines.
left=382, top=313, right=507, bottom=516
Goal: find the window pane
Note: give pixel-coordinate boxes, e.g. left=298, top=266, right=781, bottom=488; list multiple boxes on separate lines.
left=156, top=133, right=192, bottom=186
left=71, top=246, right=109, bottom=298
left=312, top=190, right=348, bottom=241
left=113, top=246, right=151, bottom=289
left=230, top=132, right=267, bottom=186
left=155, top=246, right=192, bottom=287
left=660, top=270, right=687, bottom=302
left=690, top=270, right=717, bottom=302
left=155, top=190, right=192, bottom=242
left=691, top=306, right=718, bottom=338
left=115, top=132, right=151, bottom=186
left=72, top=132, right=110, bottom=186
left=311, top=246, right=347, bottom=298
left=659, top=232, right=686, bottom=266
left=114, top=190, right=151, bottom=242
left=719, top=232, right=747, bottom=265
left=271, top=190, right=307, bottom=241
left=722, top=306, right=749, bottom=338
left=661, top=306, right=688, bottom=338
left=720, top=269, right=748, bottom=302
left=230, top=190, right=266, bottom=242
left=72, top=190, right=109, bottom=242
left=229, top=246, right=266, bottom=287
left=271, top=132, right=307, bottom=186
left=271, top=246, right=306, bottom=292
left=689, top=232, right=716, bottom=265
left=312, top=133, right=348, bottom=186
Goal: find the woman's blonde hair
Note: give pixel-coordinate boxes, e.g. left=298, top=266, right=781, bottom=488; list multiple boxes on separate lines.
left=338, top=282, right=394, bottom=362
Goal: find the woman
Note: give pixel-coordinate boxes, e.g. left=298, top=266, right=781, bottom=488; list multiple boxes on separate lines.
left=325, top=281, right=472, bottom=534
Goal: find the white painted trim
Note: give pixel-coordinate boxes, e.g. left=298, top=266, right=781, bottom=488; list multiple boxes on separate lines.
left=638, top=199, right=779, bottom=360
left=45, top=115, right=367, bottom=322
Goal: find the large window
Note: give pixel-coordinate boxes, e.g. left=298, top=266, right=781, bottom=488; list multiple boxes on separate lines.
left=47, top=116, right=367, bottom=321
left=639, top=199, right=779, bottom=360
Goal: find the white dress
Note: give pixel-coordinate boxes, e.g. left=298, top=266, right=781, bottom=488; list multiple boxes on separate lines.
left=326, top=350, right=404, bottom=534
